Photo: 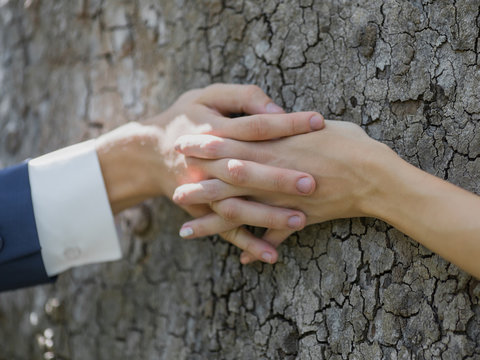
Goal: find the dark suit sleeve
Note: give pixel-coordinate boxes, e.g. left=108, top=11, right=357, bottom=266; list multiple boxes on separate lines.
left=0, top=162, right=56, bottom=292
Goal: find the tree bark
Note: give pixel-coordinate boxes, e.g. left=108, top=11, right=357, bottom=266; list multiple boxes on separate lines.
left=0, top=0, right=479, bottom=359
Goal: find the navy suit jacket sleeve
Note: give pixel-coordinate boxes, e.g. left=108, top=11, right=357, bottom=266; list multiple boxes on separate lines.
left=0, top=162, right=55, bottom=292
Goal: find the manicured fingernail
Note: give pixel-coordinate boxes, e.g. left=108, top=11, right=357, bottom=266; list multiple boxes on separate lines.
left=172, top=191, right=179, bottom=202
left=309, top=115, right=324, bottom=130
left=261, top=252, right=273, bottom=263
left=179, top=226, right=194, bottom=238
left=296, top=177, right=314, bottom=194
left=266, top=102, right=284, bottom=113
left=288, top=215, right=302, bottom=229
left=240, top=253, right=251, bottom=264
left=172, top=190, right=183, bottom=203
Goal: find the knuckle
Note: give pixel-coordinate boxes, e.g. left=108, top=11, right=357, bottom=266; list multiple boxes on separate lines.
left=222, top=206, right=239, bottom=222
left=204, top=83, right=221, bottom=94
left=264, top=213, right=279, bottom=229
left=288, top=117, right=298, bottom=134
left=226, top=160, right=248, bottom=185
left=203, top=182, right=220, bottom=201
left=196, top=83, right=225, bottom=103
left=218, top=199, right=240, bottom=222
left=221, top=227, right=241, bottom=243
left=192, top=224, right=205, bottom=237
left=179, top=88, right=201, bottom=102
left=244, top=84, right=262, bottom=100
left=272, top=172, right=288, bottom=191
left=202, top=138, right=223, bottom=158
left=216, top=199, right=240, bottom=222
left=247, top=116, right=269, bottom=139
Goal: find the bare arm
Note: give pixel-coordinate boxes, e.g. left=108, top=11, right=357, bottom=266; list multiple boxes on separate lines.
left=174, top=120, right=480, bottom=278
left=364, top=147, right=480, bottom=278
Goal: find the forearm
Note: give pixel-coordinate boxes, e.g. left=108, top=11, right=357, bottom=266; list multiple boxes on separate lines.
left=364, top=147, right=480, bottom=278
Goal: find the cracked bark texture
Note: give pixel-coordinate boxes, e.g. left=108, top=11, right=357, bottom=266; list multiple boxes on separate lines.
left=0, top=0, right=480, bottom=359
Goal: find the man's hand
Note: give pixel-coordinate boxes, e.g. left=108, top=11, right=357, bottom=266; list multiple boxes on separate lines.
left=95, top=84, right=326, bottom=264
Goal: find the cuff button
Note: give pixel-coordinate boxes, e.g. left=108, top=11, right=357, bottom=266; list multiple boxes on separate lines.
left=64, top=247, right=81, bottom=260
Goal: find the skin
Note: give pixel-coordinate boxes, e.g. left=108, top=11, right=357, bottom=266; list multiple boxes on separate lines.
left=173, top=120, right=480, bottom=279
left=94, top=84, right=326, bottom=264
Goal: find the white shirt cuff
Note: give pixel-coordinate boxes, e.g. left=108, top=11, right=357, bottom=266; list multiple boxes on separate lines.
left=28, top=140, right=122, bottom=276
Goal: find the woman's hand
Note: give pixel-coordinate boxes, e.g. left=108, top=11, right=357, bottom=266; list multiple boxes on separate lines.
left=174, top=118, right=480, bottom=279
left=172, top=120, right=393, bottom=263
left=96, top=83, right=326, bottom=264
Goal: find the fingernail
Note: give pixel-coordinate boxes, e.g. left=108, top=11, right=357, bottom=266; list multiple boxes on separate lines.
left=179, top=226, right=194, bottom=238
left=172, top=191, right=179, bottom=202
left=309, top=115, right=324, bottom=130
left=172, top=190, right=183, bottom=203
left=261, top=252, right=273, bottom=263
left=288, top=215, right=302, bottom=229
left=296, top=177, right=314, bottom=194
left=266, top=102, right=284, bottom=114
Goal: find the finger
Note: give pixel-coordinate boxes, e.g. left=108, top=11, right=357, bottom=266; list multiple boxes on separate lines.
left=175, top=112, right=324, bottom=148
left=178, top=198, right=306, bottom=238
left=174, top=135, right=253, bottom=160
left=179, top=212, right=238, bottom=238
left=214, top=112, right=325, bottom=141
left=180, top=218, right=278, bottom=264
left=181, top=203, right=212, bottom=218
left=186, top=158, right=316, bottom=196
left=263, top=228, right=296, bottom=248
left=212, top=198, right=306, bottom=230
left=173, top=180, right=245, bottom=205
left=220, top=227, right=278, bottom=264
left=240, top=229, right=295, bottom=264
left=197, top=83, right=284, bottom=115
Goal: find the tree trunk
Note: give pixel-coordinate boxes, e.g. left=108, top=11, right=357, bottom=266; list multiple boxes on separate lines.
left=1, top=0, right=479, bottom=359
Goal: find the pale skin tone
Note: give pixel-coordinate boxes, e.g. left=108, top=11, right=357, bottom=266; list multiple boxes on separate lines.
left=95, top=84, right=326, bottom=264
left=174, top=120, right=480, bottom=279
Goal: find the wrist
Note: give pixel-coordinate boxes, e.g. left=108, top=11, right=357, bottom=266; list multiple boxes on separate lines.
left=356, top=141, right=406, bottom=220
left=96, top=122, right=167, bottom=213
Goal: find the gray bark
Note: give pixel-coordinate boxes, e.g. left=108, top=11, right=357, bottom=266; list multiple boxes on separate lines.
left=0, top=0, right=480, bottom=359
